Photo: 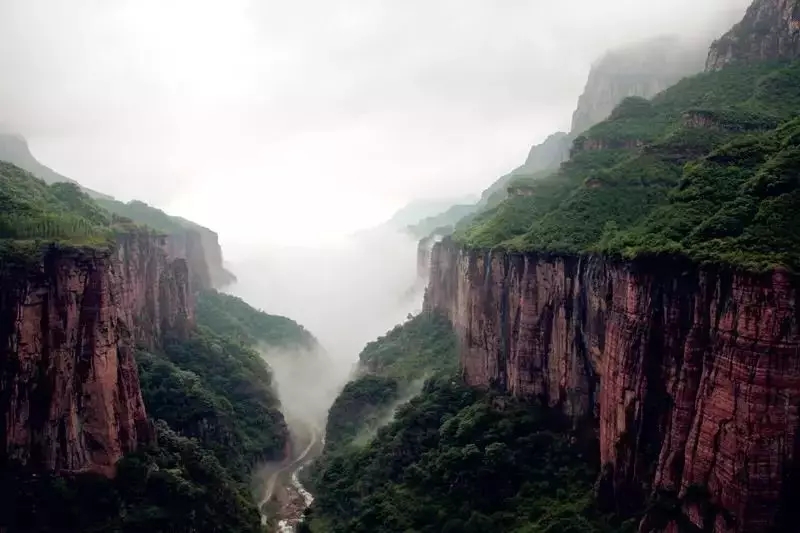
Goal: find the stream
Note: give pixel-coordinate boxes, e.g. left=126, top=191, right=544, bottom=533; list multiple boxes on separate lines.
left=259, top=422, right=324, bottom=532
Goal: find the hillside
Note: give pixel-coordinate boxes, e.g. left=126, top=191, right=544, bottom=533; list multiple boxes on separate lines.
left=0, top=133, right=235, bottom=288
left=137, top=289, right=316, bottom=482
left=0, top=133, right=110, bottom=199
left=306, top=314, right=628, bottom=533
left=409, top=34, right=711, bottom=240
left=320, top=312, right=457, bottom=454
left=0, top=160, right=315, bottom=532
left=0, top=161, right=118, bottom=248
left=419, top=2, right=800, bottom=533
left=455, top=59, right=800, bottom=271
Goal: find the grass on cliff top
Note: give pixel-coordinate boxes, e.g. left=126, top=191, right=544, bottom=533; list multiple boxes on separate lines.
left=0, top=162, right=114, bottom=245
left=0, top=161, right=169, bottom=260
left=96, top=197, right=209, bottom=235
left=455, top=60, right=800, bottom=271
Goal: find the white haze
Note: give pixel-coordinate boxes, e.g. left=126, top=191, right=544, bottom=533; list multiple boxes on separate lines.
left=0, top=0, right=752, bottom=246
left=227, top=227, right=425, bottom=425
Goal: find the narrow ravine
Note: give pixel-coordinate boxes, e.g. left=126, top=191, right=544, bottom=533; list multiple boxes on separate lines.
left=260, top=421, right=324, bottom=532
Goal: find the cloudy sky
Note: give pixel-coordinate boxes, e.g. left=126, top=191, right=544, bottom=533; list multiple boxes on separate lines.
left=0, top=0, right=749, bottom=246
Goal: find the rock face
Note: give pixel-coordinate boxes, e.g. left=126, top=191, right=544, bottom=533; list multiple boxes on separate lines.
left=174, top=222, right=237, bottom=289
left=425, top=239, right=800, bottom=533
left=707, top=0, right=800, bottom=70
left=571, top=36, right=708, bottom=135
left=0, top=232, right=194, bottom=476
left=164, top=230, right=213, bottom=291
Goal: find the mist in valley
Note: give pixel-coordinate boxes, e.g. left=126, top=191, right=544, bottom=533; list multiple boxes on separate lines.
left=226, top=226, right=425, bottom=431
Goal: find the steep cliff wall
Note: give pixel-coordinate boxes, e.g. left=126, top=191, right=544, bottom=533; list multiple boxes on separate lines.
left=571, top=36, right=708, bottom=135
left=707, top=0, right=800, bottom=70
left=425, top=240, right=800, bottom=533
left=163, top=230, right=213, bottom=291
left=0, top=232, right=193, bottom=476
left=192, top=226, right=237, bottom=289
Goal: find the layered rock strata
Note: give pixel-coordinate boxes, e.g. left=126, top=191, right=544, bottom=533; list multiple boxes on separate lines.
left=707, top=0, right=800, bottom=70
left=0, top=232, right=193, bottom=476
left=425, top=239, right=800, bottom=533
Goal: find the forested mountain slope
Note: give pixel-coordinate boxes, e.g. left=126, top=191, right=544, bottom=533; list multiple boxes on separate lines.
left=422, top=2, right=800, bottom=532
left=0, top=161, right=315, bottom=532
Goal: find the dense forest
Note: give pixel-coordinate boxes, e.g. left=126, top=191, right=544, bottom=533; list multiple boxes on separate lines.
left=0, top=161, right=124, bottom=247
left=0, top=421, right=263, bottom=533
left=456, top=60, right=800, bottom=271
left=306, top=313, right=641, bottom=533
left=320, top=312, right=457, bottom=453
left=0, top=285, right=313, bottom=532
left=0, top=163, right=313, bottom=531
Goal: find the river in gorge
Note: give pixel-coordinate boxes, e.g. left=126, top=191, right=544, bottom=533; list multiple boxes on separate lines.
left=258, top=420, right=325, bottom=531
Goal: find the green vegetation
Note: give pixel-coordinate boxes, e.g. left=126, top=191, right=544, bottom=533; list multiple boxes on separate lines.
left=0, top=422, right=261, bottom=533
left=358, top=311, right=458, bottom=380
left=96, top=197, right=188, bottom=234
left=310, top=314, right=640, bottom=533
left=0, top=286, right=306, bottom=532
left=456, top=60, right=800, bottom=270
left=321, top=312, right=458, bottom=453
left=308, top=379, right=636, bottom=533
left=137, top=288, right=321, bottom=481
left=197, top=289, right=316, bottom=348
left=0, top=162, right=116, bottom=246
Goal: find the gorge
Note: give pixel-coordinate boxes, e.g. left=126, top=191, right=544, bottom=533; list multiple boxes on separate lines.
left=1, top=1, right=800, bottom=533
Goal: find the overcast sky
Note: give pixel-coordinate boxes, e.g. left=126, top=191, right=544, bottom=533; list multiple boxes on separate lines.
left=0, top=0, right=749, bottom=246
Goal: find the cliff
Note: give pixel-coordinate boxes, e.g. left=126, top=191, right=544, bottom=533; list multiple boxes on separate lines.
left=707, top=0, right=800, bottom=70
left=0, top=232, right=193, bottom=477
left=178, top=218, right=236, bottom=289
left=0, top=132, right=235, bottom=290
left=425, top=240, right=799, bottom=533
left=98, top=200, right=237, bottom=291
left=571, top=36, right=708, bottom=135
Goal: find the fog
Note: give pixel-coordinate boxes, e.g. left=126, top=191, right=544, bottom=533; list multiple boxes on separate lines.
left=0, top=0, right=750, bottom=246
left=227, top=227, right=424, bottom=427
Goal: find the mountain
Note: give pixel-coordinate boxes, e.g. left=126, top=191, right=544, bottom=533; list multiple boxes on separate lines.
left=424, top=3, right=800, bottom=532
left=310, top=2, right=800, bottom=533
left=409, top=34, right=712, bottom=242
left=0, top=162, right=314, bottom=530
left=0, top=133, right=236, bottom=290
left=571, top=35, right=709, bottom=134
left=707, top=0, right=800, bottom=69
left=0, top=133, right=110, bottom=199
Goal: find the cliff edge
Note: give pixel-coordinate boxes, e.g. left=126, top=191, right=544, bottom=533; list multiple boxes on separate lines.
left=0, top=231, right=193, bottom=476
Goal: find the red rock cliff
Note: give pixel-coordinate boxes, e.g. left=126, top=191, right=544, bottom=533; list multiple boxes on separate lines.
left=425, top=239, right=800, bottom=533
left=0, top=231, right=194, bottom=476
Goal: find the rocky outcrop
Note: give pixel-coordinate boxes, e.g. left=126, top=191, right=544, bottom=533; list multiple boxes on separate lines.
left=425, top=239, right=800, bottom=533
left=164, top=230, right=212, bottom=291
left=173, top=221, right=237, bottom=289
left=573, top=137, right=646, bottom=154
left=707, top=0, right=800, bottom=70
left=0, top=231, right=193, bottom=476
left=523, top=132, right=572, bottom=172
left=572, top=36, right=708, bottom=135
left=117, top=232, right=195, bottom=347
